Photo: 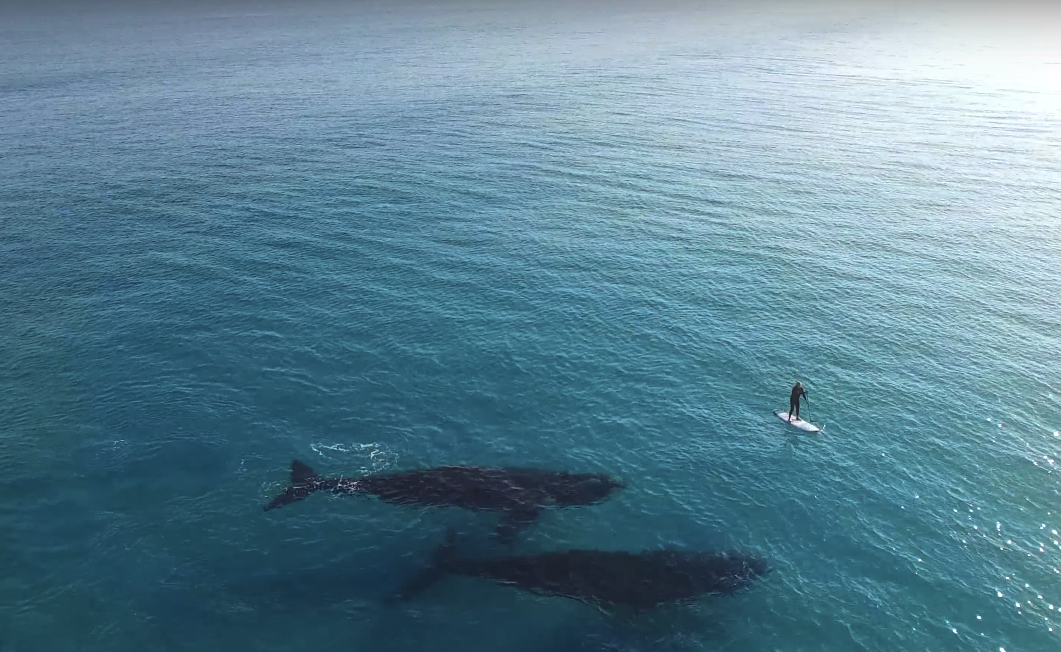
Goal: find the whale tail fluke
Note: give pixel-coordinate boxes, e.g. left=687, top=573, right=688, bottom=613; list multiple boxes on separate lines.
left=290, top=459, right=319, bottom=484
left=263, top=459, right=323, bottom=511
left=397, top=529, right=459, bottom=600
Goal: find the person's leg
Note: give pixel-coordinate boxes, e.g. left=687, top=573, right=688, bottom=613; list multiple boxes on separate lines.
left=789, top=400, right=798, bottom=421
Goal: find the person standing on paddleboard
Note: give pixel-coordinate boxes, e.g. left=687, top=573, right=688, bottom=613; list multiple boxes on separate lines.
left=789, top=382, right=808, bottom=423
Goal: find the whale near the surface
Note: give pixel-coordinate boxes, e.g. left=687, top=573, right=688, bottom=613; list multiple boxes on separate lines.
left=264, top=460, right=626, bottom=542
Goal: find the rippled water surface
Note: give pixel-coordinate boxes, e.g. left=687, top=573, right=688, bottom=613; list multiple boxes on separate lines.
left=2, top=2, right=1061, bottom=651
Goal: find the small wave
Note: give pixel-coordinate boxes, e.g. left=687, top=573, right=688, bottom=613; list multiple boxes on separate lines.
left=309, top=442, right=398, bottom=474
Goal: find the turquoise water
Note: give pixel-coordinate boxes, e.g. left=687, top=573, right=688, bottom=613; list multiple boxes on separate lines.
left=2, top=2, right=1061, bottom=650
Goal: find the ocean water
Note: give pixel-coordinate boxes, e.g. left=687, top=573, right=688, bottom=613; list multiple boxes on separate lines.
left=2, top=2, right=1060, bottom=650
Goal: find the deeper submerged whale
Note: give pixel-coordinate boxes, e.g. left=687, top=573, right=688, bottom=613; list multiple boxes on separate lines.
left=265, top=460, right=625, bottom=542
left=401, top=531, right=771, bottom=610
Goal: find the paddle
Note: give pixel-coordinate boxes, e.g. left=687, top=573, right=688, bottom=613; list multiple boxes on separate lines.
left=803, top=395, right=824, bottom=432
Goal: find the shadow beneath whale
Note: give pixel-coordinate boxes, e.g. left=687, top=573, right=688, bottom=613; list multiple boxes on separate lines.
left=139, top=526, right=756, bottom=652
left=400, top=530, right=772, bottom=612
left=546, top=615, right=727, bottom=652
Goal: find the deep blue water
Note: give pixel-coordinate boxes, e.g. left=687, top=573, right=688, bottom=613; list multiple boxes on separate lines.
left=2, top=2, right=1061, bottom=651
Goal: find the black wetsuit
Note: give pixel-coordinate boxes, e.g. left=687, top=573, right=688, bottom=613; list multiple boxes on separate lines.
left=789, top=386, right=807, bottom=419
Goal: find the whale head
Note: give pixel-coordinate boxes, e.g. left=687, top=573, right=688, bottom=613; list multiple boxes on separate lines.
left=550, top=472, right=626, bottom=507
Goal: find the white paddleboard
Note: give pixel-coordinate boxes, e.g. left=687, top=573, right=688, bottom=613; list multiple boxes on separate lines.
left=775, top=411, right=821, bottom=433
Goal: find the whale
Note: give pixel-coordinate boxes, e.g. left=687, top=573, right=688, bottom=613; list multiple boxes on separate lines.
left=264, top=460, right=625, bottom=542
left=399, top=530, right=772, bottom=610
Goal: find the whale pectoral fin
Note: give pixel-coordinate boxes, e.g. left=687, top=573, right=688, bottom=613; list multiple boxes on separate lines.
left=495, top=507, right=542, bottom=544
